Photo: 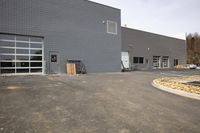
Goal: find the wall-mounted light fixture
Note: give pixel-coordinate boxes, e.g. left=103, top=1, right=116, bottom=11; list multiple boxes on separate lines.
left=102, top=20, right=106, bottom=24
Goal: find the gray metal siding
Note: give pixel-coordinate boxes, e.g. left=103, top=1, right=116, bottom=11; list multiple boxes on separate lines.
left=122, top=27, right=186, bottom=70
left=0, top=0, right=121, bottom=73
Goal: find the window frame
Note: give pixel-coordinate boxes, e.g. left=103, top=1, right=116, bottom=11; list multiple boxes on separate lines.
left=0, top=34, right=44, bottom=75
left=107, top=20, right=118, bottom=35
left=133, top=57, right=144, bottom=64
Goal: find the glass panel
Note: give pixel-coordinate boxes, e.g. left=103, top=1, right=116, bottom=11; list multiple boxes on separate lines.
left=16, top=62, right=29, bottom=67
left=16, top=69, right=29, bottom=73
left=162, top=56, right=169, bottom=68
left=30, top=37, right=43, bottom=42
left=1, top=69, right=15, bottom=74
left=16, top=42, right=29, bottom=48
left=174, top=59, right=179, bottom=66
left=31, top=50, right=42, bottom=54
left=139, top=57, right=144, bottom=64
left=16, top=56, right=29, bottom=60
left=16, top=36, right=29, bottom=41
left=31, top=62, right=42, bottom=67
left=16, top=49, right=29, bottom=54
left=0, top=41, right=15, bottom=47
left=0, top=48, right=15, bottom=53
left=107, top=21, right=117, bottom=34
left=0, top=55, right=15, bottom=60
left=133, top=57, right=138, bottom=64
left=31, top=56, right=42, bottom=61
left=0, top=62, right=15, bottom=67
left=30, top=43, right=42, bottom=48
left=31, top=68, right=42, bottom=73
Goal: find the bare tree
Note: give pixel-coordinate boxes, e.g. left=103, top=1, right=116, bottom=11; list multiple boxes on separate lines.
left=186, top=33, right=200, bottom=64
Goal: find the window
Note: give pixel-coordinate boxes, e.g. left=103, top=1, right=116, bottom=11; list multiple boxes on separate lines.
left=153, top=56, right=161, bottom=68
left=174, top=59, right=178, bottom=66
left=133, top=57, right=144, bottom=64
left=162, top=56, right=169, bottom=68
left=107, top=20, right=117, bottom=35
left=51, top=55, right=57, bottom=62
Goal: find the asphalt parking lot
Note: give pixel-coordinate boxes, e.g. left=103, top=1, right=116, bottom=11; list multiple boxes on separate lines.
left=0, top=70, right=200, bottom=133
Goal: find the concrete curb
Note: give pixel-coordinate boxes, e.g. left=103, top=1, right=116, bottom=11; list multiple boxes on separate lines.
left=152, top=80, right=200, bottom=100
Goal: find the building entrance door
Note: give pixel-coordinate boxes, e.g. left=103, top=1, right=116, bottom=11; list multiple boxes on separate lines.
left=162, top=56, right=169, bottom=68
left=49, top=51, right=60, bottom=74
left=153, top=56, right=161, bottom=69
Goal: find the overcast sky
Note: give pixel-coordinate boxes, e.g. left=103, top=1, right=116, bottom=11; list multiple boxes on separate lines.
left=91, top=0, right=200, bottom=39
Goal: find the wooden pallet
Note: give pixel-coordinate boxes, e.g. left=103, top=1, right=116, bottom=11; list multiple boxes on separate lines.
left=66, top=63, right=76, bottom=75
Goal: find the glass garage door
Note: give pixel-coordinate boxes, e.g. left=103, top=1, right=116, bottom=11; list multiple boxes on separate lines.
left=0, top=34, right=44, bottom=75
left=153, top=56, right=161, bottom=69
left=162, top=56, right=169, bottom=68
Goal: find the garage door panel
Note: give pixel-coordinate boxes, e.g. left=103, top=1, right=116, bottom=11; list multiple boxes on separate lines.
left=31, top=68, right=42, bottom=73
left=0, top=34, right=44, bottom=75
left=0, top=48, right=15, bottom=54
left=1, top=69, right=15, bottom=74
left=16, top=42, right=29, bottom=48
left=16, top=49, right=29, bottom=54
left=31, top=50, right=42, bottom=54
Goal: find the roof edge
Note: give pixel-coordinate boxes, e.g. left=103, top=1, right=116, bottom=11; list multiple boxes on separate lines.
left=85, top=0, right=120, bottom=11
left=122, top=27, right=186, bottom=41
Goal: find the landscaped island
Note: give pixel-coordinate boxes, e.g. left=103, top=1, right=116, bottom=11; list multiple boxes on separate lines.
left=153, top=76, right=200, bottom=95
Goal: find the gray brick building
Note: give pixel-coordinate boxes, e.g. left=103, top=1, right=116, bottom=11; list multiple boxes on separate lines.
left=0, top=0, right=187, bottom=75
left=122, top=27, right=186, bottom=70
left=0, top=0, right=121, bottom=75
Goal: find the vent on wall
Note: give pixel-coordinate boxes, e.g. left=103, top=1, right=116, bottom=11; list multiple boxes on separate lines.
left=107, top=20, right=117, bottom=35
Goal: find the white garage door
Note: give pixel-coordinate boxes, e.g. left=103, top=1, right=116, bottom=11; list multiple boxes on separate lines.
left=0, top=34, right=44, bottom=75
left=153, top=56, right=161, bottom=69
left=162, top=56, right=169, bottom=68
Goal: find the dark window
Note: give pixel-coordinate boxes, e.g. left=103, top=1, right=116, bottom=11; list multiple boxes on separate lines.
left=1, top=69, right=15, bottom=74
left=133, top=57, right=144, bottom=64
left=1, top=62, right=15, bottom=67
left=31, top=50, right=42, bottom=54
left=139, top=57, right=144, bottom=64
left=51, top=55, right=57, bottom=62
left=174, top=59, right=179, bottom=66
left=16, top=69, right=29, bottom=73
left=133, top=57, right=138, bottom=63
left=31, top=68, right=42, bottom=73
left=31, top=56, right=42, bottom=61
left=31, top=62, right=42, bottom=67
left=16, top=62, right=29, bottom=67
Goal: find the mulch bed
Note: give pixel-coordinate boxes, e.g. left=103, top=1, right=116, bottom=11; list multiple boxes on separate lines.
left=154, top=76, right=200, bottom=95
